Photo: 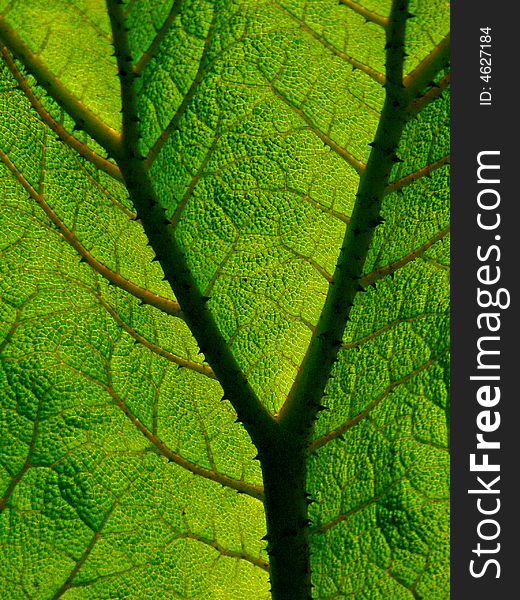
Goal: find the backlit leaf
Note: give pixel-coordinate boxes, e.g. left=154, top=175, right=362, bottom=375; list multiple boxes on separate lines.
left=0, top=1, right=449, bottom=598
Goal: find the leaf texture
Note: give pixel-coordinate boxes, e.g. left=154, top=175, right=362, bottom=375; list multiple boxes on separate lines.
left=0, top=0, right=449, bottom=598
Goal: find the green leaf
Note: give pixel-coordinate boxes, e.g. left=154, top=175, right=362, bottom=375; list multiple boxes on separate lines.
left=0, top=1, right=449, bottom=598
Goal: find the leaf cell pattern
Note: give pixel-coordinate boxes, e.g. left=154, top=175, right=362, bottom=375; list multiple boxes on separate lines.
left=0, top=0, right=449, bottom=598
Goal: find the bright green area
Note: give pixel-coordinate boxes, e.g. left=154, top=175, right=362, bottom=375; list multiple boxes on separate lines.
left=0, top=0, right=449, bottom=598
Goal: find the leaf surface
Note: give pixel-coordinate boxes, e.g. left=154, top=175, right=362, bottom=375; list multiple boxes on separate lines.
left=0, top=1, right=449, bottom=598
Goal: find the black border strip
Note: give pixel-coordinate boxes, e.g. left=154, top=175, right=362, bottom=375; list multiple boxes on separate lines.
left=452, top=2, right=519, bottom=597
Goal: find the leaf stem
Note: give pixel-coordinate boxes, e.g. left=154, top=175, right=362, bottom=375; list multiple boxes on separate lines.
left=260, top=438, right=310, bottom=599
left=175, top=531, right=270, bottom=572
left=264, top=2, right=415, bottom=598
left=279, top=0, right=413, bottom=435
left=105, top=1, right=278, bottom=452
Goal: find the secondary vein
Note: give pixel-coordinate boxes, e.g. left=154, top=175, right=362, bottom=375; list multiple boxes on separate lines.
left=278, top=0, right=413, bottom=434
left=0, top=147, right=183, bottom=319
left=1, top=46, right=123, bottom=181
left=0, top=15, right=122, bottom=158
